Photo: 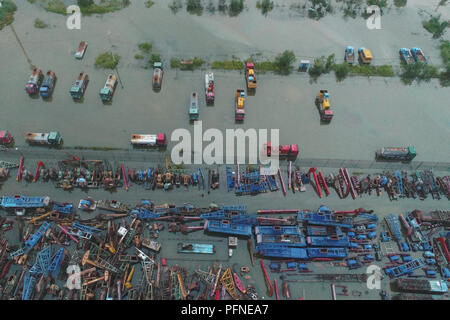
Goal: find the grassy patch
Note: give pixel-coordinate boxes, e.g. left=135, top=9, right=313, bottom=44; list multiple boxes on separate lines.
left=422, top=15, right=448, bottom=38
left=45, top=0, right=70, bottom=14
left=95, top=52, right=120, bottom=69
left=308, top=54, right=335, bottom=80
left=439, top=65, right=450, bottom=87
left=135, top=54, right=144, bottom=59
left=211, top=60, right=244, bottom=70
left=229, top=0, right=244, bottom=16
left=400, top=63, right=439, bottom=85
left=34, top=18, right=49, bottom=29
left=0, top=0, right=17, bottom=30
left=308, top=0, right=333, bottom=20
left=349, top=64, right=394, bottom=77
left=171, top=57, right=205, bottom=70
left=138, top=42, right=152, bottom=53
left=273, top=50, right=296, bottom=75
left=186, top=0, right=203, bottom=15
left=149, top=53, right=161, bottom=66
left=333, top=62, right=350, bottom=81
left=256, top=0, right=274, bottom=14
left=45, top=0, right=130, bottom=15
left=393, top=0, right=407, bottom=7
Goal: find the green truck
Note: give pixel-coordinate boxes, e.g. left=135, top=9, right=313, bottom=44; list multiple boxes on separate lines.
left=189, top=92, right=199, bottom=121
left=376, top=146, right=416, bottom=161
left=24, top=131, right=62, bottom=146
left=70, top=72, right=89, bottom=99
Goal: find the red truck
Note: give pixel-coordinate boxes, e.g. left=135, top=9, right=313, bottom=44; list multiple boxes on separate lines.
left=263, top=142, right=299, bottom=160
left=0, top=131, right=14, bottom=146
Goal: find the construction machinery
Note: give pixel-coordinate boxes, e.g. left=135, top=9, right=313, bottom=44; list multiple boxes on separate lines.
left=235, top=89, right=245, bottom=121
left=99, top=73, right=117, bottom=102
left=130, top=133, right=167, bottom=148
left=25, top=68, right=43, bottom=95
left=315, top=90, right=333, bottom=122
left=376, top=146, right=416, bottom=162
left=70, top=72, right=89, bottom=99
left=358, top=47, right=372, bottom=64
left=152, top=62, right=163, bottom=90
left=39, top=70, right=56, bottom=98
left=25, top=132, right=62, bottom=146
left=245, top=62, right=257, bottom=90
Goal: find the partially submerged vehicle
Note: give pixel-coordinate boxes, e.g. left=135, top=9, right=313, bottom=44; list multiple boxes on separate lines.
left=376, top=146, right=417, bottom=162
left=235, top=89, right=245, bottom=121
left=245, top=62, right=257, bottom=90
left=25, top=131, right=62, bottom=146
left=130, top=133, right=167, bottom=148
left=344, top=46, right=354, bottom=64
left=70, top=72, right=89, bottom=99
left=39, top=70, right=56, bottom=98
left=25, top=68, right=43, bottom=95
left=75, top=41, right=88, bottom=59
left=189, top=92, right=199, bottom=121
left=78, top=198, right=96, bottom=211
left=100, top=74, right=117, bottom=102
left=316, top=90, right=333, bottom=122
left=152, top=62, right=163, bottom=90
left=358, top=47, right=372, bottom=64
left=399, top=48, right=414, bottom=65
left=0, top=131, right=14, bottom=146
left=411, top=47, right=427, bottom=64
left=205, top=72, right=215, bottom=104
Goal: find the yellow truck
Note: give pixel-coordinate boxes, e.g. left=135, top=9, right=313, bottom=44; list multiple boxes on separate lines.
left=358, top=47, right=373, bottom=64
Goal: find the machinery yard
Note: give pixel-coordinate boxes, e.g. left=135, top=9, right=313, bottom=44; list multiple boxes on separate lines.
left=0, top=0, right=449, bottom=303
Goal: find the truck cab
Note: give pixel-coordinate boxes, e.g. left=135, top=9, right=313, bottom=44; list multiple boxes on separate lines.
left=48, top=131, right=62, bottom=145
left=358, top=47, right=372, bottom=64
left=0, top=131, right=14, bottom=145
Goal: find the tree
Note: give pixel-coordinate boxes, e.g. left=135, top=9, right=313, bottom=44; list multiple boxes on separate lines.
left=274, top=50, right=296, bottom=75
left=77, top=0, right=93, bottom=7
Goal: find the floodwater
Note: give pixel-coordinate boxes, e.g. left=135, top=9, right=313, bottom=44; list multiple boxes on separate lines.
left=0, top=1, right=449, bottom=300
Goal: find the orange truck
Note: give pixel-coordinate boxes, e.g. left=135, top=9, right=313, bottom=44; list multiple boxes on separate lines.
left=245, top=62, right=257, bottom=90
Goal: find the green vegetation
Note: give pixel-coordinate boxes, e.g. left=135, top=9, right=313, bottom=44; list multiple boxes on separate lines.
left=393, top=0, right=407, bottom=7
left=95, top=52, right=120, bottom=69
left=211, top=60, right=244, bottom=70
left=308, top=0, right=333, bottom=20
left=186, top=0, right=203, bottom=15
left=439, top=40, right=450, bottom=64
left=34, top=18, right=49, bottom=29
left=145, top=0, right=155, bottom=8
left=218, top=0, right=228, bottom=12
left=422, top=15, right=448, bottom=38
left=333, top=63, right=350, bottom=81
left=338, top=0, right=364, bottom=19
left=169, top=0, right=183, bottom=13
left=0, top=0, right=17, bottom=30
left=138, top=42, right=152, bottom=53
left=206, top=0, right=216, bottom=13
left=135, top=54, right=144, bottom=59
left=257, top=0, right=274, bottom=14
left=170, top=57, right=205, bottom=70
left=349, top=64, right=394, bottom=77
left=149, top=53, right=161, bottom=65
left=273, top=50, right=296, bottom=74
left=400, top=63, right=439, bottom=85
left=46, top=0, right=130, bottom=15
left=439, top=65, right=450, bottom=87
left=229, top=0, right=244, bottom=16
left=308, top=54, right=335, bottom=80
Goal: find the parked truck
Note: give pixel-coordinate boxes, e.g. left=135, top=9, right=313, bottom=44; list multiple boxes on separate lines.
left=70, top=72, right=89, bottom=99
left=376, top=146, right=417, bottom=162
left=344, top=46, right=354, bottom=64
left=411, top=47, right=427, bottom=64
left=235, top=89, right=245, bottom=121
left=189, top=92, right=199, bottom=121
left=0, top=131, right=14, bottom=146
left=100, top=74, right=117, bottom=102
left=74, top=41, right=88, bottom=59
left=205, top=72, right=215, bottom=104
left=25, top=68, right=43, bottom=95
left=263, top=142, right=299, bottom=160
left=25, top=132, right=62, bottom=146
left=316, top=90, right=333, bottom=122
left=399, top=48, right=414, bottom=65
left=358, top=47, right=373, bottom=64
left=152, top=62, right=163, bottom=90
left=39, top=70, right=56, bottom=98
left=130, top=133, right=167, bottom=148
left=245, top=62, right=257, bottom=90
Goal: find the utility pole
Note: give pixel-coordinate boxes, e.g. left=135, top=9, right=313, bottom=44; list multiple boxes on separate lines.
left=9, top=24, right=34, bottom=69
left=107, top=30, right=124, bottom=89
